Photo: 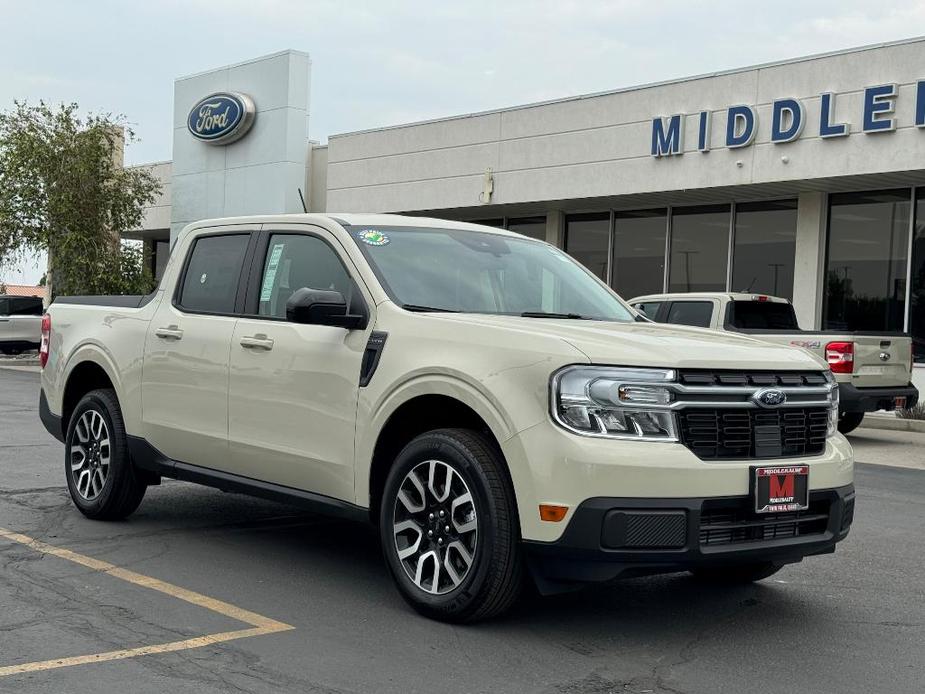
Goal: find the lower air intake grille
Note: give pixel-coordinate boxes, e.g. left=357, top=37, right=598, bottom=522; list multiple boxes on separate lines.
left=699, top=498, right=830, bottom=547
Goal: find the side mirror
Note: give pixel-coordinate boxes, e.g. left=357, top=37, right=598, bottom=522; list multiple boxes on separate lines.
left=285, top=287, right=367, bottom=329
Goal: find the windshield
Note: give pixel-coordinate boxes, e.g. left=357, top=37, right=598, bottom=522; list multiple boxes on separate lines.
left=727, top=300, right=799, bottom=330
left=350, top=226, right=635, bottom=321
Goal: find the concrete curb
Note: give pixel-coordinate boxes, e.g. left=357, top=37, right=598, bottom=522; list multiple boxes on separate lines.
left=860, top=415, right=925, bottom=434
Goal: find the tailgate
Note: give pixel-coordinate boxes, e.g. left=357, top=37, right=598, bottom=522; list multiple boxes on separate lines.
left=849, top=335, right=911, bottom=387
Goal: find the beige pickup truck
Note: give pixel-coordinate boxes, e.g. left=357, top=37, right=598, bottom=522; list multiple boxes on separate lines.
left=628, top=292, right=918, bottom=434
left=38, top=216, right=854, bottom=621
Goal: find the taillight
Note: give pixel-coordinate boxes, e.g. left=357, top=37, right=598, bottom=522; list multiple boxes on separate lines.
left=39, top=314, right=51, bottom=369
left=825, top=341, right=853, bottom=374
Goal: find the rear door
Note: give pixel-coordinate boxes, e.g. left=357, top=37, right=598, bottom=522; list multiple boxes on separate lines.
left=141, top=226, right=258, bottom=469
left=226, top=225, right=373, bottom=500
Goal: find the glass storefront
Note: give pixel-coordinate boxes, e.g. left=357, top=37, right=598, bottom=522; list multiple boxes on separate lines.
left=732, top=200, right=797, bottom=300
left=506, top=216, right=546, bottom=241
left=565, top=213, right=610, bottom=281
left=911, top=191, right=925, bottom=362
left=612, top=209, right=666, bottom=299
left=824, top=190, right=910, bottom=332
left=668, top=205, right=730, bottom=293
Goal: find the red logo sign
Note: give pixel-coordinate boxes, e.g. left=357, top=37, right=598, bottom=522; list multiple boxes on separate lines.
left=769, top=474, right=795, bottom=502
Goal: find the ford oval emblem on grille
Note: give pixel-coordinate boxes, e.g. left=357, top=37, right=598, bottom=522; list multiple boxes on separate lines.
left=753, top=388, right=787, bottom=408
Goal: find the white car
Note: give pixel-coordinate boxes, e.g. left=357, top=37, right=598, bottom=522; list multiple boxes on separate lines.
left=39, top=214, right=854, bottom=621
left=0, top=294, right=43, bottom=354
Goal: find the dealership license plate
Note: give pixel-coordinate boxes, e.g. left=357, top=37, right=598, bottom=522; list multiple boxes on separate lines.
left=894, top=396, right=907, bottom=409
left=753, top=465, right=809, bottom=514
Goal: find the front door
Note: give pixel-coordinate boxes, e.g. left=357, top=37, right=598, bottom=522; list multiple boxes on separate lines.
left=227, top=227, right=372, bottom=502
left=141, top=228, right=256, bottom=469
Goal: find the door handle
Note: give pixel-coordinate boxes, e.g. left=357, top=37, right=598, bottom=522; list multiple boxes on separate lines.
left=240, top=335, right=274, bottom=351
left=155, top=326, right=184, bottom=340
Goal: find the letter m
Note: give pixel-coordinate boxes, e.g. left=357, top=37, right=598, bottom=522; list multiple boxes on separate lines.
left=769, top=474, right=794, bottom=500
left=651, top=114, right=684, bottom=157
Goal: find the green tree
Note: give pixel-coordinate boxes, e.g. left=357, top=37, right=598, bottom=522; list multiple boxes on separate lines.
left=0, top=102, right=161, bottom=298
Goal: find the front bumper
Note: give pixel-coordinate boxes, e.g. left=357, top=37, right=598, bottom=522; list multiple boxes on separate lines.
left=838, top=383, right=919, bottom=413
left=525, top=484, right=855, bottom=592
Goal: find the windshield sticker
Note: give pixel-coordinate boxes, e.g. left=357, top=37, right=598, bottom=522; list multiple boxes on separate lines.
left=358, top=229, right=390, bottom=246
left=260, top=243, right=286, bottom=302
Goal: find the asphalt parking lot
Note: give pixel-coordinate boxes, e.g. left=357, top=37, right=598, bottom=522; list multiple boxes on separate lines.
left=1, top=365, right=923, bottom=694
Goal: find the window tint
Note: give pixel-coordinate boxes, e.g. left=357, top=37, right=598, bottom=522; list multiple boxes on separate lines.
left=727, top=301, right=799, bottom=330
left=666, top=301, right=714, bottom=327
left=634, top=301, right=663, bottom=320
left=178, top=234, right=249, bottom=314
left=565, top=213, right=610, bottom=281
left=0, top=299, right=8, bottom=316
left=258, top=234, right=353, bottom=319
left=669, top=205, right=730, bottom=292
left=824, top=190, right=910, bottom=331
left=10, top=297, right=43, bottom=315
left=613, top=209, right=666, bottom=298
left=732, top=200, right=797, bottom=300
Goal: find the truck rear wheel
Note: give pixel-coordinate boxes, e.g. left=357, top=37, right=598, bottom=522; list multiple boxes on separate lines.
left=838, top=412, right=865, bottom=435
left=379, top=428, right=522, bottom=622
left=65, top=389, right=146, bottom=520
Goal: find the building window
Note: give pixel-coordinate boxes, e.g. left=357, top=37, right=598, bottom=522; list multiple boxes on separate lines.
left=470, top=219, right=504, bottom=228
left=731, top=200, right=797, bottom=300
left=506, top=216, right=547, bottom=241
left=565, top=213, right=610, bottom=281
left=612, top=209, right=667, bottom=300
left=824, top=190, right=910, bottom=332
left=912, top=189, right=925, bottom=363
left=668, top=205, right=730, bottom=293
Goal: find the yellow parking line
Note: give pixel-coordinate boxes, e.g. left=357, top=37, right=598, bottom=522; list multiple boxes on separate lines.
left=0, top=527, right=295, bottom=677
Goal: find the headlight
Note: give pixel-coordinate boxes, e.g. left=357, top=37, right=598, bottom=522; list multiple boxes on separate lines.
left=826, top=375, right=840, bottom=437
left=551, top=366, right=678, bottom=440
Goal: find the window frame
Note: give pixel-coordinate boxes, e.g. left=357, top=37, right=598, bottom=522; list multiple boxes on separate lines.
left=172, top=230, right=258, bottom=318
left=240, top=227, right=370, bottom=323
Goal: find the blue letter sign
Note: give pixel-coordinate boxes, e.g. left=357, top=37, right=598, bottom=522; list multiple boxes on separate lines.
left=725, top=105, right=756, bottom=148
left=819, top=92, right=849, bottom=138
left=651, top=115, right=683, bottom=157
left=862, top=84, right=897, bottom=133
left=770, top=98, right=804, bottom=143
left=187, top=92, right=257, bottom=145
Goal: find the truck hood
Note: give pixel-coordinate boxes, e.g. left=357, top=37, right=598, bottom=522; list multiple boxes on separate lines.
left=431, top=314, right=828, bottom=371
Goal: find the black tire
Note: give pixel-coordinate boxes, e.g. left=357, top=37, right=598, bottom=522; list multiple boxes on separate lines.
left=838, top=411, right=865, bottom=435
left=689, top=562, right=783, bottom=584
left=379, top=428, right=522, bottom=622
left=64, top=389, right=146, bottom=520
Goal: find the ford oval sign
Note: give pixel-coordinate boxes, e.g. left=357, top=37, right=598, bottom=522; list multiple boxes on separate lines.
left=752, top=388, right=787, bottom=408
left=187, top=92, right=256, bottom=145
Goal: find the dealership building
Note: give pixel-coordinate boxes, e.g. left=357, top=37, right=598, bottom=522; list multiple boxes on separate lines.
left=130, top=38, right=925, bottom=383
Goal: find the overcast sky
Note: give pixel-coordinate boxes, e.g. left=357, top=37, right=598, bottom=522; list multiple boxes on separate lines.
left=2, top=0, right=924, bottom=284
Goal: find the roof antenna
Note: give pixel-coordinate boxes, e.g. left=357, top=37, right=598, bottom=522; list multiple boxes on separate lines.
left=297, top=188, right=308, bottom=213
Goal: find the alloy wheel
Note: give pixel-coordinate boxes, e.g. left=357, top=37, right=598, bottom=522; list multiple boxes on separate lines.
left=70, top=409, right=111, bottom=501
left=392, top=460, right=478, bottom=595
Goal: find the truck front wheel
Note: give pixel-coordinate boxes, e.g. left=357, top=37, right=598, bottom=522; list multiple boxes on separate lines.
left=379, top=428, right=522, bottom=622
left=64, top=389, right=146, bottom=520
left=838, top=412, right=865, bottom=435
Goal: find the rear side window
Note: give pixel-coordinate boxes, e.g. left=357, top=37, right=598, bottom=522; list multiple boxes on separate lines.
left=258, top=234, right=354, bottom=319
left=727, top=301, right=799, bottom=330
left=178, top=234, right=250, bottom=314
left=634, top=301, right=663, bottom=320
left=10, top=297, right=43, bottom=315
left=0, top=299, right=8, bottom=316
left=666, top=301, right=713, bottom=328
